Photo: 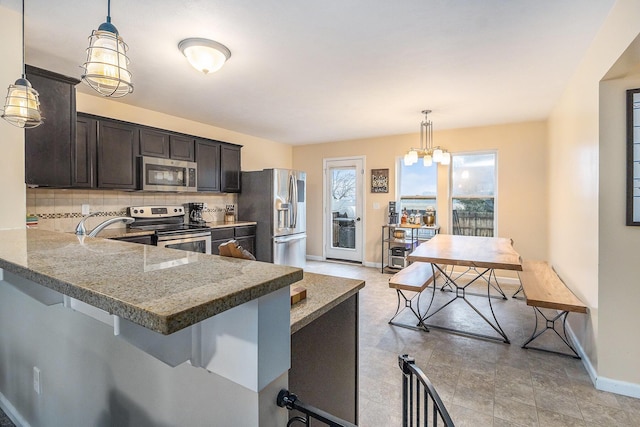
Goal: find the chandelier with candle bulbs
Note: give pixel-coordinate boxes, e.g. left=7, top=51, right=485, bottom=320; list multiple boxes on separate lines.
left=403, top=110, right=450, bottom=166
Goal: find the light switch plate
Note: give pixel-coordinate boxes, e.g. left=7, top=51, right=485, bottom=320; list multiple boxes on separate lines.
left=81, top=204, right=90, bottom=215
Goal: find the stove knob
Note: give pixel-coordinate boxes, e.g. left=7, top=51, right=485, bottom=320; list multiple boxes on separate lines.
left=133, top=209, right=138, bottom=214
left=174, top=208, right=178, bottom=213
left=140, top=209, right=145, bottom=214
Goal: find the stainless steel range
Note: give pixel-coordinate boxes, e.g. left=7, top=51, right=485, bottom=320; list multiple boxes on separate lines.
left=127, top=205, right=212, bottom=254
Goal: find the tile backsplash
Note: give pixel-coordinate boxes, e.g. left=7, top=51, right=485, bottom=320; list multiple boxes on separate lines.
left=26, top=188, right=237, bottom=233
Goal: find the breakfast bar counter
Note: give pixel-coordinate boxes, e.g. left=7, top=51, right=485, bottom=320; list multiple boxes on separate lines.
left=0, top=228, right=302, bottom=335
left=289, top=271, right=364, bottom=333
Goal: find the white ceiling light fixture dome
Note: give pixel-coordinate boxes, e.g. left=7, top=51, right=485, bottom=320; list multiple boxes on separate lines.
left=81, top=0, right=133, bottom=98
left=178, top=38, right=231, bottom=74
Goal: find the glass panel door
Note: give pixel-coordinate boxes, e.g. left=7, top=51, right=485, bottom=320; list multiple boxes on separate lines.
left=324, top=158, right=364, bottom=262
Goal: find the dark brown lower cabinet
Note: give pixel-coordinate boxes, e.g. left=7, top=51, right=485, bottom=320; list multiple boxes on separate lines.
left=111, top=234, right=154, bottom=245
left=210, top=225, right=256, bottom=256
left=289, top=294, right=359, bottom=425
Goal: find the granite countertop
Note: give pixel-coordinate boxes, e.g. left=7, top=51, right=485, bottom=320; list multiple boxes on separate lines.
left=0, top=229, right=302, bottom=335
left=290, top=272, right=365, bottom=334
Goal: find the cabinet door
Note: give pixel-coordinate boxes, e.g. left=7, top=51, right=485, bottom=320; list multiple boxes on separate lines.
left=235, top=236, right=255, bottom=256
left=139, top=128, right=170, bottom=158
left=73, top=115, right=96, bottom=188
left=24, top=65, right=79, bottom=187
left=220, top=144, right=241, bottom=193
left=170, top=135, right=195, bottom=161
left=97, top=120, right=139, bottom=189
left=195, top=139, right=221, bottom=192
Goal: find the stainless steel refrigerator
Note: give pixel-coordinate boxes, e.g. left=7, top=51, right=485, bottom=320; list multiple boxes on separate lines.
left=238, top=168, right=306, bottom=268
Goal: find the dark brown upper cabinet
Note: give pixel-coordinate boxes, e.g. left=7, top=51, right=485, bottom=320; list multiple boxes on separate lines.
left=170, top=135, right=195, bottom=161
left=196, top=139, right=221, bottom=192
left=221, top=144, right=241, bottom=193
left=73, top=115, right=97, bottom=188
left=22, top=65, right=241, bottom=192
left=139, top=128, right=170, bottom=158
left=139, top=129, right=194, bottom=162
left=97, top=120, right=139, bottom=190
left=24, top=65, right=80, bottom=187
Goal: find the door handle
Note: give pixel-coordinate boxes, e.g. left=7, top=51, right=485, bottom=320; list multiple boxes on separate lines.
left=356, top=217, right=361, bottom=221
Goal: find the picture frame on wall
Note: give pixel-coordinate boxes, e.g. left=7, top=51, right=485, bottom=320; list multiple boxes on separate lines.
left=627, top=88, right=640, bottom=226
left=371, top=168, right=389, bottom=193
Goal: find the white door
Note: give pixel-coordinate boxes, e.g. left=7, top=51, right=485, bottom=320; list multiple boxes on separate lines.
left=324, top=157, right=364, bottom=262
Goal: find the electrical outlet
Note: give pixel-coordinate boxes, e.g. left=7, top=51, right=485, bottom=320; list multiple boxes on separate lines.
left=81, top=204, right=91, bottom=215
left=203, top=203, right=208, bottom=210
left=33, top=366, right=41, bottom=394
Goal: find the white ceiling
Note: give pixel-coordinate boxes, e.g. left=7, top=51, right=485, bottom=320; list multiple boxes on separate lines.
left=2, top=0, right=616, bottom=145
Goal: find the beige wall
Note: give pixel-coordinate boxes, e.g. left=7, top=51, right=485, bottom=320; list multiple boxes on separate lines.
left=548, top=0, right=640, bottom=388
left=0, top=7, right=26, bottom=230
left=77, top=93, right=293, bottom=172
left=599, top=73, right=640, bottom=388
left=293, top=120, right=548, bottom=268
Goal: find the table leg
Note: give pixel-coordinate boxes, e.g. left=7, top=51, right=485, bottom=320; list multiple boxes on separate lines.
left=420, top=264, right=510, bottom=343
left=439, top=266, right=507, bottom=299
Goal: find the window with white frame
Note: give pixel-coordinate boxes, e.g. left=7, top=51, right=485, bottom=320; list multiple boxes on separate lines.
left=450, top=152, right=496, bottom=236
left=397, top=157, right=437, bottom=220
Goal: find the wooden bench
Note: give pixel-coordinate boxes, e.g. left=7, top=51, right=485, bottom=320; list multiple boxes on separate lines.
left=388, top=262, right=437, bottom=332
left=518, top=260, right=588, bottom=358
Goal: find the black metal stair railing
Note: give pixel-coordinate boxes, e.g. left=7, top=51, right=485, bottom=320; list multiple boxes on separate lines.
left=277, top=389, right=357, bottom=427
left=399, top=354, right=455, bottom=427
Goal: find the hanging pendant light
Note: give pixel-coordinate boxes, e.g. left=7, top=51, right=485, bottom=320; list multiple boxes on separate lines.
left=1, top=0, right=43, bottom=129
left=81, top=0, right=133, bottom=97
left=403, top=110, right=450, bottom=167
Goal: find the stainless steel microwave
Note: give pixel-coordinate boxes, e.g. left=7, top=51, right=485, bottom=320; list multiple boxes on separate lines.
left=139, top=156, right=197, bottom=192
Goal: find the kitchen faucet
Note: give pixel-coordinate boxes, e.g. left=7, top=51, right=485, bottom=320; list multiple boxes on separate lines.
left=75, top=212, right=135, bottom=237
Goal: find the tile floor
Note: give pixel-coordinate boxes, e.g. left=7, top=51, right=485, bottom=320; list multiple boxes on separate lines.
left=1, top=261, right=638, bottom=426
left=304, top=260, right=640, bottom=427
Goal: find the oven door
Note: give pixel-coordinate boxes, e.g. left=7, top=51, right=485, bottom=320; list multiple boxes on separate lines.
left=156, top=231, right=212, bottom=254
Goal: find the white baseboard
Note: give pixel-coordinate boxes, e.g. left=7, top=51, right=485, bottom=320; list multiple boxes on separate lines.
left=0, top=391, right=30, bottom=427
left=566, top=320, right=640, bottom=399
left=306, top=255, right=379, bottom=269
left=596, top=376, right=640, bottom=398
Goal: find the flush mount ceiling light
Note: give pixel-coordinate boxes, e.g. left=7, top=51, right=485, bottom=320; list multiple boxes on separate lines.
left=178, top=38, right=231, bottom=74
left=404, top=110, right=450, bottom=167
left=81, top=0, right=133, bottom=97
left=1, top=0, right=43, bottom=128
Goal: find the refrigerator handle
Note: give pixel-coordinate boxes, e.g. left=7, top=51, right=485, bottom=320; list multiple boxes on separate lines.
left=289, top=173, right=297, bottom=228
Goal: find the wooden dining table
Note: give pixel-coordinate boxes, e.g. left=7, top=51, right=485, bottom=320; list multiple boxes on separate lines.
left=407, top=234, right=522, bottom=343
